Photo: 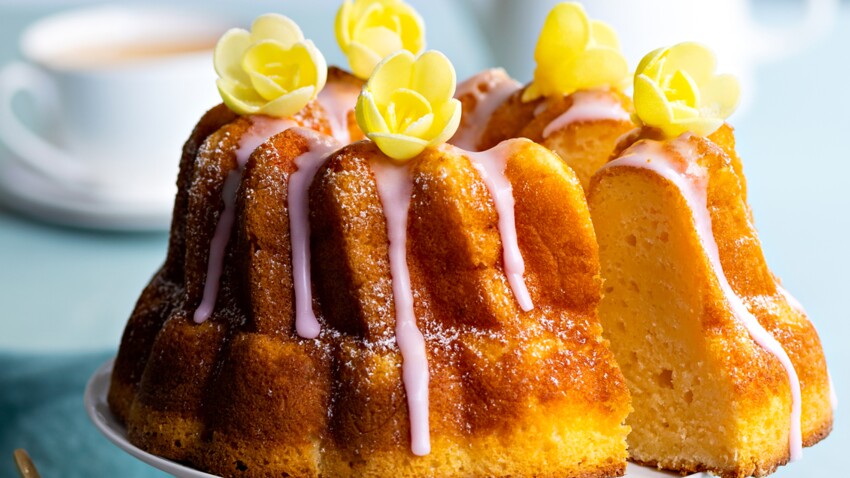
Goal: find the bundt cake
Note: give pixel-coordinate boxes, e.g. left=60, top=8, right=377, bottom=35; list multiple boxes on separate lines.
left=109, top=7, right=631, bottom=478
left=587, top=42, right=834, bottom=477
left=451, top=2, right=634, bottom=191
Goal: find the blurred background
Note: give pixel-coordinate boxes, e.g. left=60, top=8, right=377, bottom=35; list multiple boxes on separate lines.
left=0, top=0, right=846, bottom=476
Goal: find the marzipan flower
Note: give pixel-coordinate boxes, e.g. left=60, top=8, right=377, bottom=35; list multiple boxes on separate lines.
left=633, top=42, right=740, bottom=138
left=214, top=14, right=327, bottom=117
left=523, top=2, right=629, bottom=102
left=336, top=0, right=426, bottom=80
left=355, top=50, right=461, bottom=161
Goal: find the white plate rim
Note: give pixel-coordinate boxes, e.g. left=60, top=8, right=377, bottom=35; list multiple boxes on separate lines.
left=0, top=159, right=172, bottom=231
left=85, top=358, right=700, bottom=478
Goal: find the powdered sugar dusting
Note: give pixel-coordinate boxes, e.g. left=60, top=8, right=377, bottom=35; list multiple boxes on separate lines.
left=194, top=116, right=296, bottom=324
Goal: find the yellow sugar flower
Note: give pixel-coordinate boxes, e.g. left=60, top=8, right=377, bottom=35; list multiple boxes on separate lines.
left=214, top=14, right=327, bottom=117
left=633, top=42, right=740, bottom=138
left=356, top=50, right=461, bottom=161
left=336, top=0, right=426, bottom=80
left=523, top=2, right=629, bottom=102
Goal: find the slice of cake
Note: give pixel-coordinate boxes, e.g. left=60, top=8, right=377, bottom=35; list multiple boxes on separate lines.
left=588, top=42, right=834, bottom=477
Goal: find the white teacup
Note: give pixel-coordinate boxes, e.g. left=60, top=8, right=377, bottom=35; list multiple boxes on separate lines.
left=0, top=6, right=229, bottom=201
left=472, top=0, right=838, bottom=114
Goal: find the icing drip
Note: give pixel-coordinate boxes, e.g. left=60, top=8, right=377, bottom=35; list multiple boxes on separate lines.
left=462, top=141, right=533, bottom=311
left=450, top=68, right=520, bottom=151
left=287, top=128, right=341, bottom=339
left=371, top=158, right=430, bottom=456
left=776, top=285, right=838, bottom=412
left=317, top=81, right=361, bottom=144
left=601, top=138, right=803, bottom=461
left=194, top=116, right=296, bottom=324
left=542, top=90, right=630, bottom=139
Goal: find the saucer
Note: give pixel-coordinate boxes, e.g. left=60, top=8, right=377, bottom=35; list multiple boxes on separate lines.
left=0, top=156, right=173, bottom=231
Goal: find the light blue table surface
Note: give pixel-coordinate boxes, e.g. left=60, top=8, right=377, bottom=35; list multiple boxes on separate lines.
left=0, top=1, right=846, bottom=477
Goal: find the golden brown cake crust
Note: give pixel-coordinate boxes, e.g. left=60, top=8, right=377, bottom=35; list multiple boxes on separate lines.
left=110, top=102, right=631, bottom=476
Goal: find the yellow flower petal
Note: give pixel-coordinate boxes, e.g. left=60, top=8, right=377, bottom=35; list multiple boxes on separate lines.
left=217, top=78, right=264, bottom=115
left=357, top=26, right=404, bottom=59
left=570, top=47, right=630, bottom=92
left=335, top=1, right=354, bottom=52
left=214, top=13, right=327, bottom=118
left=251, top=13, right=304, bottom=48
left=389, top=88, right=432, bottom=128
left=348, top=41, right=385, bottom=81
left=666, top=69, right=700, bottom=107
left=633, top=74, right=673, bottom=127
left=214, top=28, right=252, bottom=84
left=336, top=0, right=426, bottom=80
left=356, top=91, right=390, bottom=134
left=258, top=86, right=315, bottom=118
left=411, top=50, right=455, bottom=104
left=397, top=4, right=426, bottom=54
left=369, top=132, right=428, bottom=161
left=635, top=47, right=665, bottom=79
left=669, top=102, right=699, bottom=121
left=402, top=112, right=433, bottom=137
left=535, top=2, right=590, bottom=61
left=427, top=98, right=461, bottom=146
left=590, top=20, right=619, bottom=49
left=701, top=74, right=740, bottom=118
left=669, top=117, right=723, bottom=138
left=521, top=82, right=543, bottom=102
left=355, top=49, right=459, bottom=161
left=243, top=41, right=293, bottom=100
left=526, top=1, right=628, bottom=101
left=633, top=42, right=739, bottom=138
left=368, top=50, right=414, bottom=105
left=661, top=41, right=716, bottom=85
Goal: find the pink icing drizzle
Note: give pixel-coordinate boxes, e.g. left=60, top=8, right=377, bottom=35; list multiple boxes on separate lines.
left=194, top=116, right=296, bottom=324
left=450, top=68, right=520, bottom=151
left=601, top=138, right=803, bottom=461
left=317, top=81, right=361, bottom=144
left=370, top=158, right=430, bottom=456
left=542, top=90, right=630, bottom=139
left=776, top=284, right=838, bottom=411
left=460, top=141, right=533, bottom=311
left=287, top=128, right=341, bottom=339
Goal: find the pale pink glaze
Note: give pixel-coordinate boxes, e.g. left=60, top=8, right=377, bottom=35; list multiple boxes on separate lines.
left=370, top=158, right=430, bottom=456
left=542, top=90, right=630, bottom=139
left=601, top=137, right=803, bottom=461
left=450, top=68, right=520, bottom=151
left=456, top=141, right=534, bottom=311
left=776, top=284, right=838, bottom=411
left=317, top=81, right=361, bottom=144
left=194, top=116, right=296, bottom=324
left=287, top=128, right=342, bottom=339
